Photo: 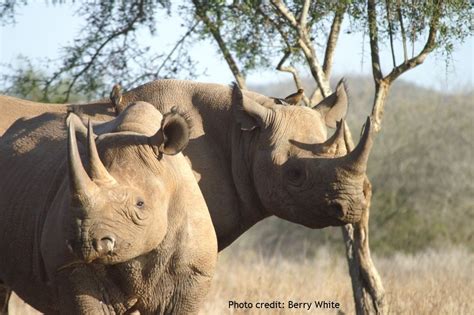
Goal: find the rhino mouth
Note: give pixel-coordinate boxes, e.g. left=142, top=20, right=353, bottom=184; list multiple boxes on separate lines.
left=296, top=208, right=362, bottom=229
left=339, top=209, right=363, bottom=224
left=66, top=238, right=117, bottom=264
left=293, top=213, right=345, bottom=229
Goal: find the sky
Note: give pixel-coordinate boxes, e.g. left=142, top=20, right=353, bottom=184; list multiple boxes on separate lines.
left=1, top=2, right=472, bottom=93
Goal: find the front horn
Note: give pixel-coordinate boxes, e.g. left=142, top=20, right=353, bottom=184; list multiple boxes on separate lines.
left=67, top=114, right=97, bottom=205
left=342, top=116, right=374, bottom=175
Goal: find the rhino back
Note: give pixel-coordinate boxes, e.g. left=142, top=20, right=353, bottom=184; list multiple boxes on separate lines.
left=0, top=94, right=115, bottom=136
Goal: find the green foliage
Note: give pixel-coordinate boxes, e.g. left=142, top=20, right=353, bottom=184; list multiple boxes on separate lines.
left=1, top=57, right=105, bottom=102
left=349, top=0, right=472, bottom=61
left=189, top=0, right=471, bottom=76
left=1, top=0, right=200, bottom=102
left=0, top=0, right=27, bottom=26
left=2, top=1, right=471, bottom=98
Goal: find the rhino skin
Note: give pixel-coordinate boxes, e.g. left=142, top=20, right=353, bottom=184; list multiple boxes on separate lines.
left=0, top=101, right=217, bottom=314
left=0, top=79, right=374, bottom=252
left=0, top=94, right=114, bottom=137
left=110, top=79, right=374, bottom=250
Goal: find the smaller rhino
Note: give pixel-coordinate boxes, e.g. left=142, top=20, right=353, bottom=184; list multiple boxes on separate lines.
left=0, top=101, right=217, bottom=314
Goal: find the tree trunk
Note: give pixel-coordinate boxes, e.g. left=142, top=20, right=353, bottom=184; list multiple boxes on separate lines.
left=371, top=80, right=390, bottom=132
left=342, top=123, right=386, bottom=315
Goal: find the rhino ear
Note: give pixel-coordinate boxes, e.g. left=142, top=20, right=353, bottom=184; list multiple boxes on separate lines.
left=313, top=78, right=348, bottom=129
left=150, top=109, right=190, bottom=156
left=231, top=83, right=272, bottom=131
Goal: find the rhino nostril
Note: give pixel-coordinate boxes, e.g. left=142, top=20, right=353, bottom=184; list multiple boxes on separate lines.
left=93, top=236, right=116, bottom=255
left=332, top=202, right=346, bottom=218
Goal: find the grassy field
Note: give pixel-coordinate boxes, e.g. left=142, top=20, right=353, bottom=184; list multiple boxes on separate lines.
left=201, top=246, right=474, bottom=315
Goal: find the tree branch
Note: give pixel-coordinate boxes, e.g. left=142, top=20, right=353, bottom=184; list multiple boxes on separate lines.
left=385, top=0, right=397, bottom=67
left=256, top=5, right=292, bottom=49
left=367, top=0, right=383, bottom=84
left=271, top=0, right=330, bottom=99
left=299, top=0, right=310, bottom=30
left=311, top=3, right=347, bottom=104
left=385, top=0, right=443, bottom=84
left=45, top=0, right=146, bottom=102
left=256, top=4, right=308, bottom=103
left=396, top=0, right=408, bottom=62
left=154, top=21, right=199, bottom=78
left=270, top=0, right=298, bottom=29
left=276, top=50, right=310, bottom=105
left=323, top=4, right=346, bottom=78
left=193, top=0, right=246, bottom=89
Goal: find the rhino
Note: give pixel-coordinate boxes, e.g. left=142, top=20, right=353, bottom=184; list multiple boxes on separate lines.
left=0, top=101, right=217, bottom=314
left=110, top=80, right=373, bottom=249
left=0, top=79, right=373, bottom=251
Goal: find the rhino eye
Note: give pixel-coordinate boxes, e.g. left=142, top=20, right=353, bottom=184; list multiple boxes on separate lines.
left=135, top=198, right=145, bottom=209
left=288, top=168, right=301, bottom=180
left=286, top=166, right=306, bottom=185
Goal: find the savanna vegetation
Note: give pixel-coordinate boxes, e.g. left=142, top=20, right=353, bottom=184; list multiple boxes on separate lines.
left=202, top=247, right=474, bottom=314
left=1, top=0, right=472, bottom=313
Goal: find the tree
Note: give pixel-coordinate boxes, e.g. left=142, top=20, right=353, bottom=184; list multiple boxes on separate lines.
left=1, top=0, right=198, bottom=101
left=1, top=56, right=104, bottom=102
left=1, top=0, right=471, bottom=314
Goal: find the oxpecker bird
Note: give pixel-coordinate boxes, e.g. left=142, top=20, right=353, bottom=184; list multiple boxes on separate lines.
left=109, top=83, right=122, bottom=115
left=284, top=88, right=304, bottom=105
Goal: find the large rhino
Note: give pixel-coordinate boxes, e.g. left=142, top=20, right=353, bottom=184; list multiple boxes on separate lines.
left=0, top=102, right=217, bottom=314
left=0, top=79, right=373, bottom=251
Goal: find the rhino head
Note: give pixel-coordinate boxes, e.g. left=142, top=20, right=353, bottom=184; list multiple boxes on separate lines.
left=65, top=102, right=189, bottom=264
left=232, top=81, right=373, bottom=228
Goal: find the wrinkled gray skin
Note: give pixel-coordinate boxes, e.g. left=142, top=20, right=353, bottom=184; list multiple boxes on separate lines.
left=0, top=79, right=374, bottom=251
left=115, top=80, right=374, bottom=250
left=0, top=101, right=217, bottom=314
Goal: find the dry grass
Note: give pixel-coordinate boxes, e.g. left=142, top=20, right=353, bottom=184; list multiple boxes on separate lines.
left=200, top=247, right=474, bottom=315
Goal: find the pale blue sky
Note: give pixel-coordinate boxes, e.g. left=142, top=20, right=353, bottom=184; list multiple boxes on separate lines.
left=1, top=2, right=472, bottom=92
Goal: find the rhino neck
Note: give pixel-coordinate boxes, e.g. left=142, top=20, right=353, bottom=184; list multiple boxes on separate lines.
left=185, top=84, right=272, bottom=250
left=220, top=124, right=270, bottom=250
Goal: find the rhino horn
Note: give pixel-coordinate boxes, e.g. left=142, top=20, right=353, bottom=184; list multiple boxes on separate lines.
left=87, top=120, right=117, bottom=185
left=342, top=116, right=374, bottom=174
left=67, top=115, right=97, bottom=204
left=321, top=119, right=346, bottom=156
